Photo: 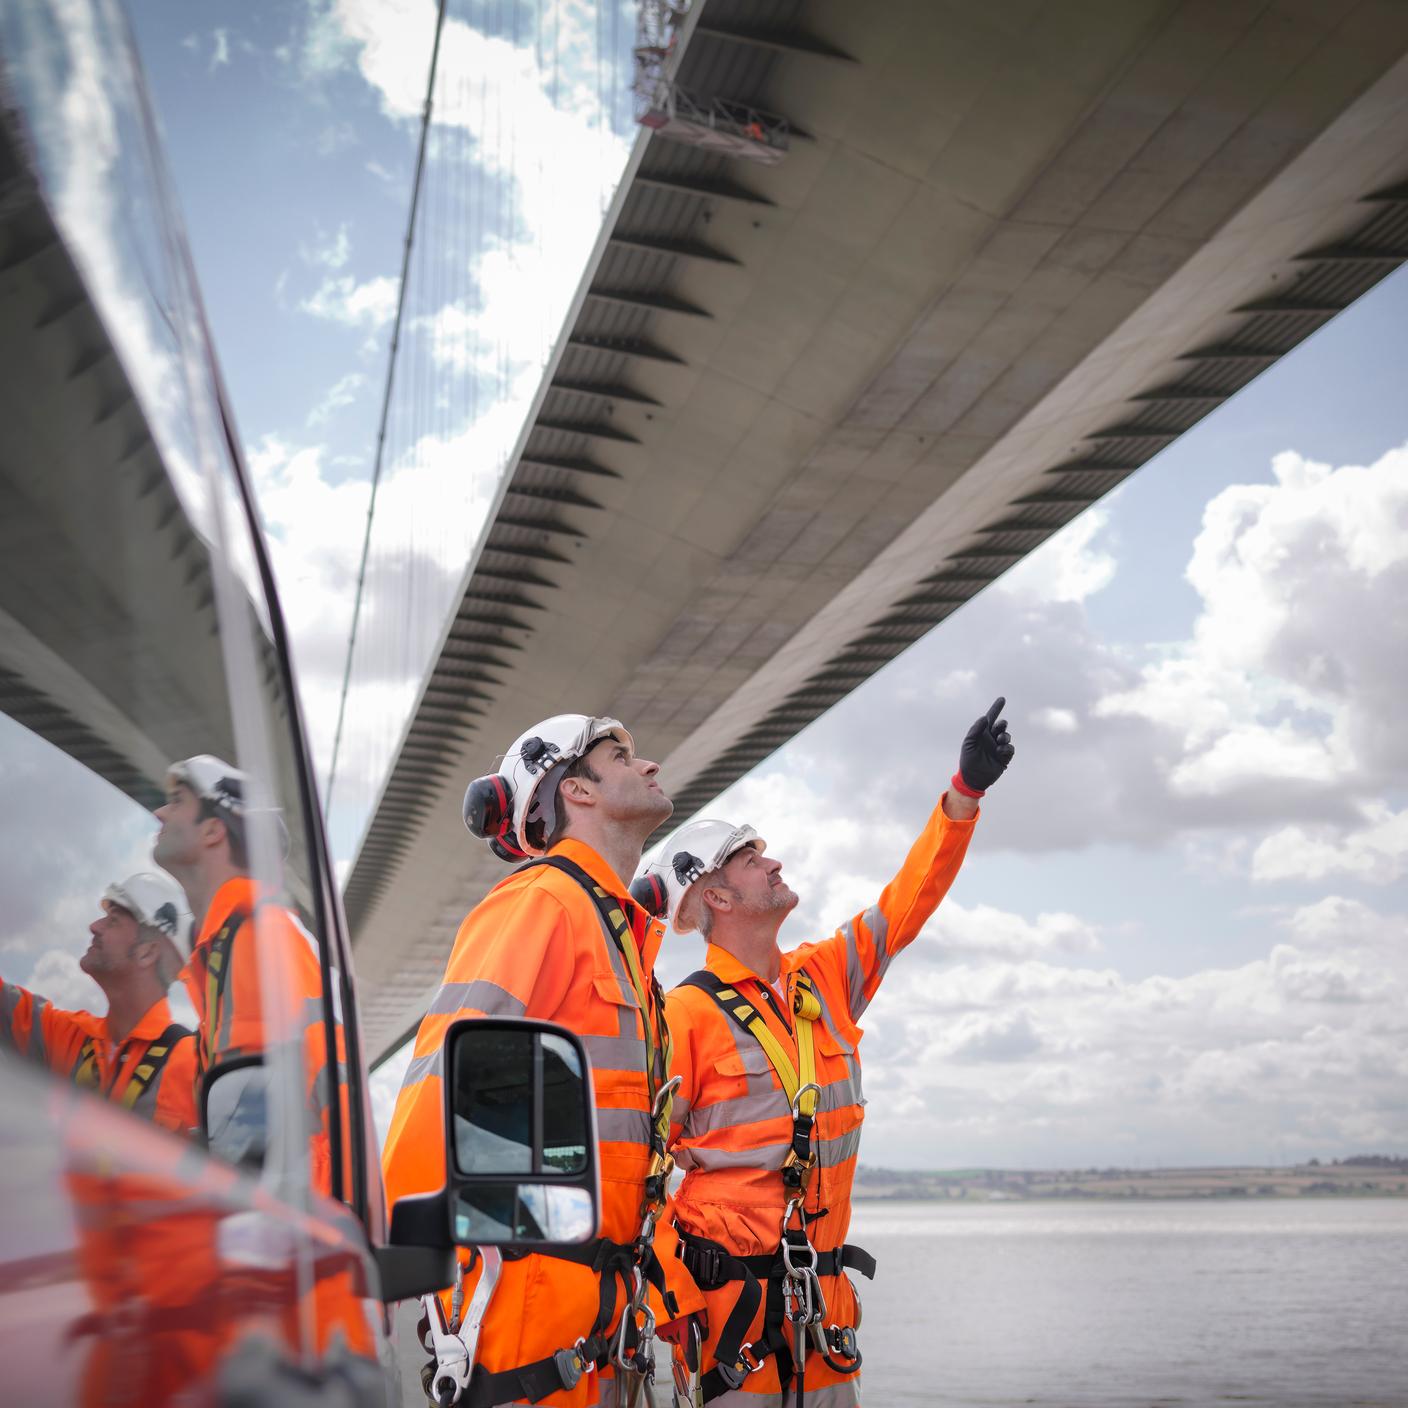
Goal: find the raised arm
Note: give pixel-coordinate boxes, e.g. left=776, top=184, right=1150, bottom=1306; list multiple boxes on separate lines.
left=805, top=697, right=1015, bottom=1024
left=0, top=973, right=96, bottom=1075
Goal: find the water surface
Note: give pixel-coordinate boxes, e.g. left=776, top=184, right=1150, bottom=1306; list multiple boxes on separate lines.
left=847, top=1198, right=1408, bottom=1406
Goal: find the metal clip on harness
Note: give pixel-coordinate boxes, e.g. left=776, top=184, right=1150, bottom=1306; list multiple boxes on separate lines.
left=613, top=1073, right=682, bottom=1391
left=420, top=1248, right=502, bottom=1407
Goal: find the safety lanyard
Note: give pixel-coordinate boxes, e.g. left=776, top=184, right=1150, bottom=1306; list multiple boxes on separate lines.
left=197, top=905, right=250, bottom=1071
left=680, top=968, right=824, bottom=1190
left=598, top=887, right=673, bottom=1145
left=523, top=856, right=674, bottom=1141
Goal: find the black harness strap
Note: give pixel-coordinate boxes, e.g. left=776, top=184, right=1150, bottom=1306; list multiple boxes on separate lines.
left=678, top=1229, right=876, bottom=1400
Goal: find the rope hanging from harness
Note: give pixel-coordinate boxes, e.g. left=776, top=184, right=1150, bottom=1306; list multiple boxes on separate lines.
left=423, top=855, right=680, bottom=1405
left=676, top=968, right=870, bottom=1404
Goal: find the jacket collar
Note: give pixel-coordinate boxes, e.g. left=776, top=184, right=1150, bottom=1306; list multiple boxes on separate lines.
left=117, top=996, right=177, bottom=1044
left=548, top=838, right=666, bottom=974
left=549, top=837, right=628, bottom=896
left=705, top=941, right=775, bottom=988
left=193, top=874, right=260, bottom=950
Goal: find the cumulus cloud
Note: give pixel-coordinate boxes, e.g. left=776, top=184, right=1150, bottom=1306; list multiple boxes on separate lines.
left=857, top=894, right=1408, bottom=1166
left=275, top=0, right=635, bottom=861
left=998, top=505, right=1117, bottom=605
left=1251, top=802, right=1408, bottom=885
left=744, top=441, right=1408, bottom=872
left=300, top=224, right=352, bottom=271
left=1098, top=446, right=1408, bottom=797
left=300, top=272, right=399, bottom=327
left=25, top=950, right=104, bottom=1014
left=307, top=370, right=369, bottom=426
left=210, top=28, right=231, bottom=73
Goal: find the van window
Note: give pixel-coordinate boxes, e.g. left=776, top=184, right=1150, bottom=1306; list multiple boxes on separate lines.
left=0, top=2, right=349, bottom=1205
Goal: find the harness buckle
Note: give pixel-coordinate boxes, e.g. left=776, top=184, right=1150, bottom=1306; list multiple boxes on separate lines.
left=684, top=1243, right=723, bottom=1289
left=553, top=1347, right=584, bottom=1391
left=716, top=1343, right=765, bottom=1391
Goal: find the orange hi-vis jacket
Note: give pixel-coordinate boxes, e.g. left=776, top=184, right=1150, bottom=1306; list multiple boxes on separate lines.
left=0, top=979, right=196, bottom=1133
left=183, top=876, right=343, bottom=1197
left=382, top=837, right=704, bottom=1408
left=665, top=798, right=977, bottom=1406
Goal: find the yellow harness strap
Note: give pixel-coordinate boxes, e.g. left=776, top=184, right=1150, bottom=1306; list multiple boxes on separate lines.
left=71, top=1037, right=101, bottom=1092
left=597, top=886, right=674, bottom=1145
left=712, top=973, right=821, bottom=1118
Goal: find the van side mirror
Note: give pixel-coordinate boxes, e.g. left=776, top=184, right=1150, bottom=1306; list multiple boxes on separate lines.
left=445, top=1018, right=598, bottom=1245
left=201, top=1055, right=271, bottom=1171
left=379, top=1018, right=600, bottom=1301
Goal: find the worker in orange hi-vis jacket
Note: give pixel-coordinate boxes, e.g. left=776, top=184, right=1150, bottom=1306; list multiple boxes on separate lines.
left=153, top=755, right=344, bottom=1199
left=634, top=698, right=1016, bottom=1408
left=0, top=871, right=197, bottom=1134
left=382, top=713, right=705, bottom=1408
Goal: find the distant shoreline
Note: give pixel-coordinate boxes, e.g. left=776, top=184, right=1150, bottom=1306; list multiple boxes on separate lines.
left=853, top=1158, right=1408, bottom=1201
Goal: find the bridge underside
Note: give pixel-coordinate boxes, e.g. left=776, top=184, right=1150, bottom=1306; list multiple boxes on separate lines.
left=0, top=101, right=307, bottom=885
left=348, top=0, right=1408, bottom=1060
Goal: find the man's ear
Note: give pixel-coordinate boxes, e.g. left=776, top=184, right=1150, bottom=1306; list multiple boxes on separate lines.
left=701, top=883, right=732, bottom=919
left=558, top=775, right=597, bottom=810
left=133, top=934, right=161, bottom=971
left=198, top=813, right=228, bottom=852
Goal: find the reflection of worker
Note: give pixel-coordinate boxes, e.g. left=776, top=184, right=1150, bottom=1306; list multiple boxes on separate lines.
left=154, top=754, right=340, bottom=1194
left=637, top=699, right=1015, bottom=1406
left=382, top=713, right=704, bottom=1406
left=0, top=871, right=196, bottom=1133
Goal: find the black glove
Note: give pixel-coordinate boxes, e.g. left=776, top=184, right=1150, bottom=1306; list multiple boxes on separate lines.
left=956, top=696, right=1015, bottom=794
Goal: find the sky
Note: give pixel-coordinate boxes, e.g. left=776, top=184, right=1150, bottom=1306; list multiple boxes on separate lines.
left=4, top=0, right=1403, bottom=1171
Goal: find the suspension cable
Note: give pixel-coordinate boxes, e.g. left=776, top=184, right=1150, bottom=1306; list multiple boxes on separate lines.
left=324, top=0, right=451, bottom=822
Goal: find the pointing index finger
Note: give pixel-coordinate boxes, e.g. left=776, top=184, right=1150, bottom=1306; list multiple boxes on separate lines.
left=985, top=696, right=1006, bottom=728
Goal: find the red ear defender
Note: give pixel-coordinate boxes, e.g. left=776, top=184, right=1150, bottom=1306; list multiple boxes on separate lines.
left=464, top=774, right=523, bottom=862
left=629, top=870, right=669, bottom=918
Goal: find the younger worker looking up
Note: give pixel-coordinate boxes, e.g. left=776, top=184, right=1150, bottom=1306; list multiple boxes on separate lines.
left=154, top=755, right=340, bottom=1193
left=382, top=713, right=704, bottom=1408
left=0, top=872, right=196, bottom=1133
left=635, top=698, right=1015, bottom=1407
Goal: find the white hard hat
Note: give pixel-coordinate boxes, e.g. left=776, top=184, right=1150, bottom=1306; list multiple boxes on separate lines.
left=166, top=754, right=249, bottom=816
left=630, top=818, right=764, bottom=933
left=166, top=754, right=289, bottom=855
left=102, top=871, right=192, bottom=950
left=463, top=714, right=634, bottom=860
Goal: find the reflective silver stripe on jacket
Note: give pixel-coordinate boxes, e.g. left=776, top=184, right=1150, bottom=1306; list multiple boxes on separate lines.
left=425, top=979, right=526, bottom=1018
left=842, top=904, right=890, bottom=1020
left=674, top=1122, right=863, bottom=1173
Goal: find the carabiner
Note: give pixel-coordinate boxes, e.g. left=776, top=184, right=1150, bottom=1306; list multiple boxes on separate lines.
left=790, top=1080, right=821, bottom=1120
left=651, top=1073, right=683, bottom=1122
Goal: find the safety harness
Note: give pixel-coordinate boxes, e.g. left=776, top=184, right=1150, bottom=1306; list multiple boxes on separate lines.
left=675, top=969, right=874, bottom=1405
left=422, top=855, right=680, bottom=1407
left=197, top=903, right=252, bottom=1072
left=70, top=1022, right=190, bottom=1110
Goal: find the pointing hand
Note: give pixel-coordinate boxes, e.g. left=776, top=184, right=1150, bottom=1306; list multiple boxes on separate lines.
left=956, top=696, right=1015, bottom=795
